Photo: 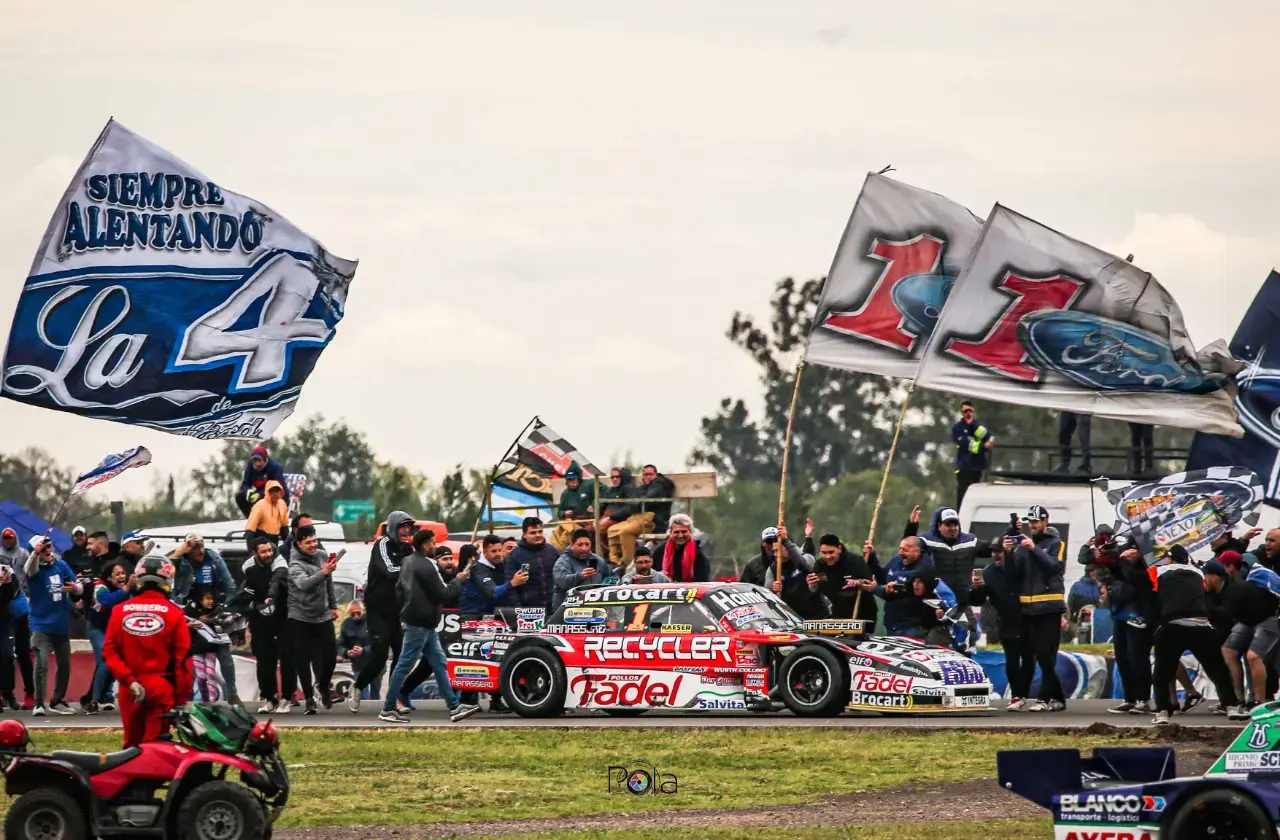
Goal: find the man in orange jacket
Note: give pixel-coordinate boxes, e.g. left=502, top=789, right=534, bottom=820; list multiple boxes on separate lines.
left=103, top=556, right=192, bottom=747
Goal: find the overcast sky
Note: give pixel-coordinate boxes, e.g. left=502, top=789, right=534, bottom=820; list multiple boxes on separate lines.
left=0, top=1, right=1276, bottom=503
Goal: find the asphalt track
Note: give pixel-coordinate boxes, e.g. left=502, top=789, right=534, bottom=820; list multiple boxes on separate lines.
left=13, top=698, right=1240, bottom=729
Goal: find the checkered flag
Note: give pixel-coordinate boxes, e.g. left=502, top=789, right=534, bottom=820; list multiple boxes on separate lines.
left=284, top=473, right=307, bottom=515
left=493, top=417, right=602, bottom=500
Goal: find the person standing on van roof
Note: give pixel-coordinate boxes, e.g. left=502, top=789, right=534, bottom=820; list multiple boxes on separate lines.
left=952, top=401, right=992, bottom=509
left=1055, top=411, right=1092, bottom=475
left=236, top=445, right=290, bottom=517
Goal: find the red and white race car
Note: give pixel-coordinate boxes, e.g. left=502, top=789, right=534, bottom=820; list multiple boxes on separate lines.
left=444, top=582, right=991, bottom=717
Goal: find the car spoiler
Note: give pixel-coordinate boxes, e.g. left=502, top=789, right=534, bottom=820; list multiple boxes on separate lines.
left=997, top=747, right=1176, bottom=808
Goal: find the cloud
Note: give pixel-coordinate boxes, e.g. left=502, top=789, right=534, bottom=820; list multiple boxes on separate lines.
left=1107, top=213, right=1277, bottom=346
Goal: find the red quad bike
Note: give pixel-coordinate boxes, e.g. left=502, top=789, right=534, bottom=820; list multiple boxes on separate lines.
left=0, top=702, right=288, bottom=840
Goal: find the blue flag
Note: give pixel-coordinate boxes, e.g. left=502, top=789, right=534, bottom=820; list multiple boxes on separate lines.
left=1187, top=271, right=1280, bottom=502
left=71, top=446, right=153, bottom=494
left=0, top=120, right=357, bottom=440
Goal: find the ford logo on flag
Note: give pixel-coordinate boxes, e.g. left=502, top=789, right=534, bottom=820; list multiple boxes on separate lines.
left=1235, top=365, right=1280, bottom=449
left=1018, top=311, right=1220, bottom=394
left=889, top=273, right=953, bottom=339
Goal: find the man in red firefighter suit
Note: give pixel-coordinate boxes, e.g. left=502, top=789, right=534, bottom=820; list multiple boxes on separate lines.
left=103, top=555, right=192, bottom=748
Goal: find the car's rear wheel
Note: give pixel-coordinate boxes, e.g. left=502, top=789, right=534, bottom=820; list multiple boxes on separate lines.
left=175, top=780, right=267, bottom=840
left=778, top=645, right=848, bottom=717
left=1164, top=787, right=1275, bottom=840
left=500, top=646, right=567, bottom=718
left=5, top=789, right=87, bottom=840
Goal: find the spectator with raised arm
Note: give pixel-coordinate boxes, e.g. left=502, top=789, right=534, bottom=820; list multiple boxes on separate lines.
left=24, top=536, right=82, bottom=716
left=503, top=518, right=560, bottom=610
left=461, top=535, right=525, bottom=616
left=764, top=527, right=827, bottom=619
left=856, top=537, right=934, bottom=636
left=287, top=526, right=339, bottom=716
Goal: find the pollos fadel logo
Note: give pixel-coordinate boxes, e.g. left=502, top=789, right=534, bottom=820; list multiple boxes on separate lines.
left=853, top=672, right=913, bottom=694
left=121, top=612, right=165, bottom=636
left=582, top=635, right=732, bottom=663
left=572, top=674, right=683, bottom=707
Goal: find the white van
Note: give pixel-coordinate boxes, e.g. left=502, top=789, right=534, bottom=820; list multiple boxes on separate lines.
left=959, top=481, right=1280, bottom=593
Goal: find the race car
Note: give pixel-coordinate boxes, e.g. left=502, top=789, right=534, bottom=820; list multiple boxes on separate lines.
left=443, top=581, right=991, bottom=717
left=998, top=700, right=1280, bottom=839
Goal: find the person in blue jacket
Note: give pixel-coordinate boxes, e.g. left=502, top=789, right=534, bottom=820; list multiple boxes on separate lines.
left=83, top=560, right=133, bottom=714
left=862, top=536, right=936, bottom=636
left=236, top=445, right=290, bottom=517
left=952, top=400, right=993, bottom=509
left=23, top=536, right=83, bottom=715
left=460, top=536, right=526, bottom=616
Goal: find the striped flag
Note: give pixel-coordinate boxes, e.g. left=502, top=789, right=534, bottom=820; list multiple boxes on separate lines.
left=71, top=446, right=152, bottom=494
left=493, top=418, right=601, bottom=500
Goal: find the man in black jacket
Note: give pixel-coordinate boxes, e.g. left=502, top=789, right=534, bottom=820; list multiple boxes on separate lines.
left=765, top=539, right=827, bottom=620
left=816, top=535, right=876, bottom=623
left=971, top=539, right=1032, bottom=707
left=242, top=537, right=295, bottom=714
left=502, top=518, right=560, bottom=610
left=1150, top=545, right=1246, bottom=724
left=352, top=510, right=415, bottom=705
left=378, top=529, right=479, bottom=724
left=638, top=465, right=676, bottom=535
left=1007, top=505, right=1067, bottom=712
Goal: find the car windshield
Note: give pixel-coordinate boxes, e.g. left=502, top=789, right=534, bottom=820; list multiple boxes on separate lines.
left=719, top=598, right=806, bottom=632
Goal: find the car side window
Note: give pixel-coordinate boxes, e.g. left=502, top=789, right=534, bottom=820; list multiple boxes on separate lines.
left=643, top=603, right=719, bottom=633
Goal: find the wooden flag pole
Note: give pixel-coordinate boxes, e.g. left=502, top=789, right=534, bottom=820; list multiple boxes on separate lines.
left=470, top=415, right=540, bottom=542
left=853, top=379, right=916, bottom=617
left=776, top=362, right=806, bottom=580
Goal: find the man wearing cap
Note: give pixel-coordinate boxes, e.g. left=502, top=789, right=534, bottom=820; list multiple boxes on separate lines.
left=1006, top=505, right=1067, bottom=712
left=168, top=535, right=239, bottom=704
left=236, top=445, right=290, bottom=517
left=23, top=536, right=81, bottom=715
left=550, top=463, right=595, bottom=552
left=119, top=532, right=151, bottom=570
left=742, top=527, right=800, bottom=588
left=61, top=527, right=93, bottom=577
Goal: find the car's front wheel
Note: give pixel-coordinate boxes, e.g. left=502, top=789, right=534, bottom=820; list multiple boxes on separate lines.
left=777, top=645, right=848, bottom=717
left=1164, top=787, right=1276, bottom=840
left=500, top=645, right=568, bottom=718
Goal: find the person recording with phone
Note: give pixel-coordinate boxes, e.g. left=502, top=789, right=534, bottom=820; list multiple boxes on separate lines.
left=1006, top=505, right=1067, bottom=712
left=552, top=529, right=616, bottom=610
left=622, top=547, right=670, bottom=584
left=286, top=526, right=341, bottom=715
left=970, top=538, right=1031, bottom=708
left=460, top=535, right=525, bottom=616
left=815, top=534, right=877, bottom=623
left=857, top=537, right=933, bottom=636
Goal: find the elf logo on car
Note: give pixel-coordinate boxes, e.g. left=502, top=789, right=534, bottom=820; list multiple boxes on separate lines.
left=570, top=674, right=683, bottom=706
left=709, top=590, right=767, bottom=612
left=1058, top=794, right=1142, bottom=814
left=582, top=636, right=732, bottom=662
left=853, top=672, right=913, bottom=693
left=121, top=613, right=165, bottom=636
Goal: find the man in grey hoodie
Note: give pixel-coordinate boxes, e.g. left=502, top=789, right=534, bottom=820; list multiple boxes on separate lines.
left=287, top=526, right=338, bottom=715
left=552, top=529, right=617, bottom=609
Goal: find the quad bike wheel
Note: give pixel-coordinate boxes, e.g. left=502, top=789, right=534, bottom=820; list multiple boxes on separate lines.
left=499, top=645, right=567, bottom=717
left=4, top=788, right=87, bottom=840
left=778, top=645, right=848, bottom=717
left=1164, top=787, right=1276, bottom=840
left=176, top=780, right=268, bottom=840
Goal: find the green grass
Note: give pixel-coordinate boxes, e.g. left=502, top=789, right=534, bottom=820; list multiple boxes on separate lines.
left=501, top=821, right=1052, bottom=840
left=6, top=728, right=1136, bottom=828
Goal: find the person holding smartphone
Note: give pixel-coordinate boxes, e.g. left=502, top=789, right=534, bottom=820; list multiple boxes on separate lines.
left=622, top=547, right=669, bottom=584
left=552, top=529, right=616, bottom=610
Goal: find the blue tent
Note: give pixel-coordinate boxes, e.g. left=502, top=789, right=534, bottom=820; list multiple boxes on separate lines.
left=0, top=501, right=72, bottom=556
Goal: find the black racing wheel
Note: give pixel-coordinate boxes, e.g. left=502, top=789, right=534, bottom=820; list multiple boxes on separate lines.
left=499, top=645, right=567, bottom=717
left=1165, top=786, right=1276, bottom=840
left=777, top=644, right=848, bottom=717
